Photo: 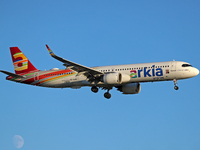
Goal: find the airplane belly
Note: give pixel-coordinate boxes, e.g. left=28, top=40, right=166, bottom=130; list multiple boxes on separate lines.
left=39, top=79, right=70, bottom=87
left=38, top=74, right=89, bottom=88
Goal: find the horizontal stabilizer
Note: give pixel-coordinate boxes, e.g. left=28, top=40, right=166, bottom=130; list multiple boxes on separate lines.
left=0, top=70, right=25, bottom=78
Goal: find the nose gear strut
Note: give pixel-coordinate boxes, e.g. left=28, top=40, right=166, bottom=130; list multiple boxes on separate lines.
left=173, top=79, right=179, bottom=90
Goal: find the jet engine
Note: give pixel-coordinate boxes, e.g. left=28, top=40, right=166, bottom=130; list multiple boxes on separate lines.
left=117, top=83, right=141, bottom=94
left=102, top=73, right=130, bottom=85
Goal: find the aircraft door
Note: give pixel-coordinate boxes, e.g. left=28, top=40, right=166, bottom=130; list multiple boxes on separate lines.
left=34, top=72, right=39, bottom=81
left=171, top=61, right=176, bottom=71
left=171, top=61, right=177, bottom=79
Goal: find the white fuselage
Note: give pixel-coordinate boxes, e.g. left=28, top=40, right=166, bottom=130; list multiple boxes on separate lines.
left=28, top=61, right=198, bottom=88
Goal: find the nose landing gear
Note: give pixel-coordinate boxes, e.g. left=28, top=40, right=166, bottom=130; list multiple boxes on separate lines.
left=173, top=79, right=179, bottom=90
left=174, top=86, right=179, bottom=90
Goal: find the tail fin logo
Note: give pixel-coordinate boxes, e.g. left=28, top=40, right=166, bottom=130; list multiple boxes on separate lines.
left=13, top=52, right=28, bottom=71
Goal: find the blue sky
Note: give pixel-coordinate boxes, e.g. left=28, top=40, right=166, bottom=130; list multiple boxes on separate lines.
left=0, top=0, right=200, bottom=149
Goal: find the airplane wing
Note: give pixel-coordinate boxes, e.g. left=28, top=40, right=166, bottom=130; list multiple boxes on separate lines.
left=46, top=45, right=103, bottom=79
left=0, top=70, right=25, bottom=78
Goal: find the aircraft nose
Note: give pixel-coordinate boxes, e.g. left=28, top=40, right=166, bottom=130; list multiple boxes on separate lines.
left=194, top=68, right=199, bottom=76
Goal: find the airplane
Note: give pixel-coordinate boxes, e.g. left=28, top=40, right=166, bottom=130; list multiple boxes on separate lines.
left=0, top=45, right=199, bottom=99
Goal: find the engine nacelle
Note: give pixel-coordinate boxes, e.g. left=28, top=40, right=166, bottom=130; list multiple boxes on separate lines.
left=102, top=73, right=130, bottom=85
left=117, top=83, right=141, bottom=94
left=103, top=73, right=122, bottom=84
left=121, top=73, right=131, bottom=83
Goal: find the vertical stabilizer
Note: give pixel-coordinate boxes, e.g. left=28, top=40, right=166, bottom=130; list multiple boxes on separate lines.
left=10, top=47, right=39, bottom=74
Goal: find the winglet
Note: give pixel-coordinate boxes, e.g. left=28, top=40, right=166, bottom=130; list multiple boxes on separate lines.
left=46, top=44, right=55, bottom=56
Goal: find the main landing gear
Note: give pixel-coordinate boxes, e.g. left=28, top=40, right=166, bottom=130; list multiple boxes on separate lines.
left=104, top=90, right=111, bottom=99
left=91, top=86, right=98, bottom=93
left=91, top=86, right=112, bottom=99
left=173, top=79, right=179, bottom=90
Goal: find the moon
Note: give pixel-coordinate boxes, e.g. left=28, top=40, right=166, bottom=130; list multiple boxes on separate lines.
left=13, top=135, right=24, bottom=149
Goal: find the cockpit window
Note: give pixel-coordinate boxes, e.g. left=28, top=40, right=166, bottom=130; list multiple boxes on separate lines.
left=182, top=64, right=192, bottom=67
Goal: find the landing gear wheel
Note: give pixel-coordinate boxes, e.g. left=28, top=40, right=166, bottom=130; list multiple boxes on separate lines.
left=174, top=86, right=179, bottom=90
left=104, top=92, right=111, bottom=99
left=173, top=79, right=179, bottom=90
left=91, top=86, right=98, bottom=93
